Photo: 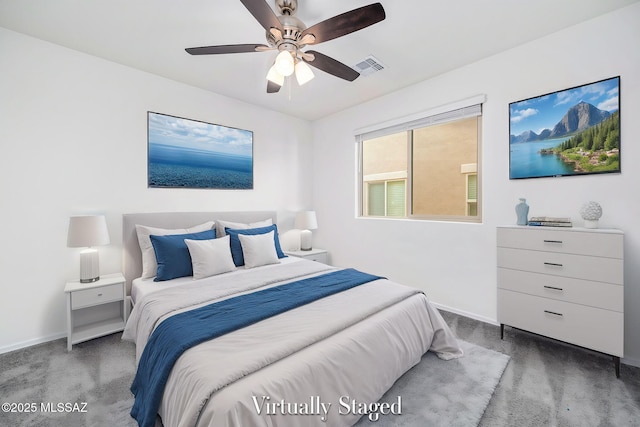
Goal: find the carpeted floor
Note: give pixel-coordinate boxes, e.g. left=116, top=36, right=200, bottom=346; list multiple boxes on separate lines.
left=441, top=311, right=640, bottom=427
left=1, top=310, right=639, bottom=426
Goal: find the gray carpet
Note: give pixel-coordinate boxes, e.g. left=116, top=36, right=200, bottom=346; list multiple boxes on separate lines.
left=0, top=333, right=137, bottom=427
left=2, top=310, right=639, bottom=426
left=441, top=311, right=640, bottom=427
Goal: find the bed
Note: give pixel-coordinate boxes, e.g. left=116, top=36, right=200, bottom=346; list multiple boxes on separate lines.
left=121, top=211, right=463, bottom=427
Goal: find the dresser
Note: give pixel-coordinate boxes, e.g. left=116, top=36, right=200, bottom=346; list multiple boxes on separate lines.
left=497, top=226, right=624, bottom=376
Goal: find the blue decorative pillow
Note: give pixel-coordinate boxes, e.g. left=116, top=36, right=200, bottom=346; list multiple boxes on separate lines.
left=225, top=224, right=286, bottom=267
left=150, top=229, right=216, bottom=281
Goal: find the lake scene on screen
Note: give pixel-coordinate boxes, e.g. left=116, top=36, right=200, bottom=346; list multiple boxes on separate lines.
left=148, top=112, right=253, bottom=189
left=509, top=77, right=620, bottom=179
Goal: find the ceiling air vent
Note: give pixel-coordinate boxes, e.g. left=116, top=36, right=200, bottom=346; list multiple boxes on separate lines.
left=352, top=55, right=385, bottom=76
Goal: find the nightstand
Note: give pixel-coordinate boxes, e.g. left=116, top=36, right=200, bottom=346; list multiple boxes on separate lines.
left=64, top=273, right=127, bottom=351
left=285, top=248, right=328, bottom=264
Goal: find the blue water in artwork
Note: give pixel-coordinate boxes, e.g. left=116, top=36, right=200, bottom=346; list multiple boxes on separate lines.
left=149, top=143, right=253, bottom=189
left=509, top=138, right=573, bottom=179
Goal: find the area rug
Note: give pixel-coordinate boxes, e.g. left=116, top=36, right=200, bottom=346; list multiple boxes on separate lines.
left=355, top=340, right=510, bottom=427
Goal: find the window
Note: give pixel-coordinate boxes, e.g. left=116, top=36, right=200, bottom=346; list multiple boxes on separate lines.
left=362, top=131, right=407, bottom=217
left=357, top=99, right=482, bottom=222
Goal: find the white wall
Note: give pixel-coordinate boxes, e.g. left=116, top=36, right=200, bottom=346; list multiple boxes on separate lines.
left=311, top=3, right=640, bottom=365
left=0, top=27, right=313, bottom=352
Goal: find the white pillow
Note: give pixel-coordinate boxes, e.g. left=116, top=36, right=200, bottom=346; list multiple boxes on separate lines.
left=185, top=236, right=236, bottom=279
left=216, top=218, right=272, bottom=237
left=239, top=231, right=280, bottom=269
left=135, top=221, right=215, bottom=279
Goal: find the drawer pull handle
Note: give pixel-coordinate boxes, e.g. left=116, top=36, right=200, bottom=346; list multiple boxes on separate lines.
left=544, top=285, right=563, bottom=291
left=543, top=239, right=563, bottom=244
left=97, top=293, right=103, bottom=297
left=544, top=310, right=563, bottom=317
left=544, top=262, right=563, bottom=267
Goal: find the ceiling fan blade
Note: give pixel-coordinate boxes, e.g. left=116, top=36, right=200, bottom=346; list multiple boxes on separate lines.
left=299, top=3, right=385, bottom=45
left=239, top=0, right=283, bottom=32
left=303, top=50, right=360, bottom=82
left=267, top=80, right=282, bottom=93
left=185, top=44, right=269, bottom=55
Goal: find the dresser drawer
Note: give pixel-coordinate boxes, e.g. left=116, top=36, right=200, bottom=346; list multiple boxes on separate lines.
left=497, top=247, right=623, bottom=284
left=498, top=289, right=623, bottom=356
left=497, top=268, right=623, bottom=311
left=497, top=227, right=623, bottom=258
left=71, top=283, right=123, bottom=309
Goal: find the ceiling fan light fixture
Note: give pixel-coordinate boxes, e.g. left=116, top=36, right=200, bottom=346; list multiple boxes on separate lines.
left=275, top=50, right=295, bottom=76
left=266, top=64, right=285, bottom=85
left=295, top=60, right=314, bottom=85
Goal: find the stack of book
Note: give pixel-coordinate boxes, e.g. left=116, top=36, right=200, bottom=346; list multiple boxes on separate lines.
left=527, top=216, right=572, bottom=227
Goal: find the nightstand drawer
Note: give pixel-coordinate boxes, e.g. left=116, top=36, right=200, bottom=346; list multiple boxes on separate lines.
left=71, top=283, right=123, bottom=309
left=303, top=252, right=327, bottom=263
left=285, top=249, right=328, bottom=264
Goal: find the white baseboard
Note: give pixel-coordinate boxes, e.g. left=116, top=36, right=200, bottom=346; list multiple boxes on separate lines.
left=431, top=301, right=499, bottom=326
left=0, top=332, right=66, bottom=355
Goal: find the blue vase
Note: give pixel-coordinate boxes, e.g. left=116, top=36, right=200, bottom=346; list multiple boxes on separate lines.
left=516, top=198, right=529, bottom=226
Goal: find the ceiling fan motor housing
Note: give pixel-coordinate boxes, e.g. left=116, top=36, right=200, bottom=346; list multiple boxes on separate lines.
left=267, top=14, right=306, bottom=51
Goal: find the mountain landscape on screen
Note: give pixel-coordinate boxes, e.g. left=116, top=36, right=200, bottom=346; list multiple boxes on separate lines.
left=509, top=76, right=620, bottom=179
left=510, top=102, right=612, bottom=144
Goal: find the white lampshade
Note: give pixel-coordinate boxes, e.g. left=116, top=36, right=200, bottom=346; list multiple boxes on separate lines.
left=266, top=64, right=285, bottom=86
left=295, top=211, right=318, bottom=230
left=275, top=50, right=295, bottom=76
left=295, top=61, right=315, bottom=86
left=295, top=211, right=318, bottom=251
left=67, top=215, right=110, bottom=283
left=67, top=215, right=110, bottom=247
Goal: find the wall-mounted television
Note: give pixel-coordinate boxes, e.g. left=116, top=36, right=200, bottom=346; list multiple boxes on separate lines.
left=509, top=76, right=620, bottom=180
left=147, top=112, right=253, bottom=189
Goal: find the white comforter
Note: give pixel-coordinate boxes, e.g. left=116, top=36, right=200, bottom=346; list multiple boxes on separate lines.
left=123, top=259, right=462, bottom=427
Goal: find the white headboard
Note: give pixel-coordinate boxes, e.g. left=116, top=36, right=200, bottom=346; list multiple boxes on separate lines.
left=122, top=211, right=277, bottom=293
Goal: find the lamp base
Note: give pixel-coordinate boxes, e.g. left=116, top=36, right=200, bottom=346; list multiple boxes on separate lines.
left=300, top=229, right=313, bottom=251
left=80, top=248, right=100, bottom=283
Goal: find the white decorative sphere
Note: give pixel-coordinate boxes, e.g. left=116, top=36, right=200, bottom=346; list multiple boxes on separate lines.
left=580, top=201, right=602, bottom=221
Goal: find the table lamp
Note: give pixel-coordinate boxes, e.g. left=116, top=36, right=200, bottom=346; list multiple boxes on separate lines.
left=295, top=211, right=318, bottom=251
left=67, top=215, right=110, bottom=283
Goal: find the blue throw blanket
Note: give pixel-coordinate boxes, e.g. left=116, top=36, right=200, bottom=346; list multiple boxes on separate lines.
left=130, top=268, right=382, bottom=427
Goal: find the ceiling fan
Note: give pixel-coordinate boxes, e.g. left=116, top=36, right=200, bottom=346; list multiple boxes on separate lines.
left=185, top=0, right=386, bottom=93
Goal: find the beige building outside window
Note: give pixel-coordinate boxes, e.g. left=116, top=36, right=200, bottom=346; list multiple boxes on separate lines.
left=358, top=101, right=482, bottom=222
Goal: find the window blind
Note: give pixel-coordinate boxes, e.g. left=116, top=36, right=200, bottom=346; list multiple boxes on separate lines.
left=368, top=183, right=385, bottom=216
left=355, top=94, right=485, bottom=142
left=386, top=181, right=406, bottom=217
left=467, top=174, right=478, bottom=200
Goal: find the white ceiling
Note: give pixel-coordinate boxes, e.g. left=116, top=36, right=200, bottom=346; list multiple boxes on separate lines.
left=1, top=0, right=637, bottom=121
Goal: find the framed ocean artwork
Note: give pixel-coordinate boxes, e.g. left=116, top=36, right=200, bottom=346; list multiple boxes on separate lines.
left=147, top=112, right=253, bottom=189
left=509, top=76, right=620, bottom=179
